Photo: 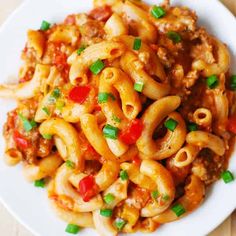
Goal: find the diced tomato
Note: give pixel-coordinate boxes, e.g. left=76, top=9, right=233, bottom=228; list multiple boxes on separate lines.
left=227, top=116, right=236, bottom=134
left=84, top=143, right=100, bottom=158
left=64, top=14, right=76, bottom=25
left=150, top=44, right=158, bottom=52
left=119, top=119, right=144, bottom=145
left=94, top=103, right=101, bottom=112
left=6, top=110, right=17, bottom=130
left=132, top=155, right=141, bottom=166
left=13, top=130, right=28, bottom=149
left=19, top=68, right=34, bottom=83
left=69, top=86, right=91, bottom=104
left=53, top=52, right=68, bottom=69
left=89, top=6, right=112, bottom=21
left=52, top=43, right=69, bottom=80
left=79, top=175, right=98, bottom=202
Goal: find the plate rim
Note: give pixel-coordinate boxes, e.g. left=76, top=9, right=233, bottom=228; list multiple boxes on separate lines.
left=0, top=0, right=235, bottom=236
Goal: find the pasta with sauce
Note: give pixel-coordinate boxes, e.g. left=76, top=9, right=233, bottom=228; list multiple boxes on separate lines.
left=0, top=0, right=236, bottom=235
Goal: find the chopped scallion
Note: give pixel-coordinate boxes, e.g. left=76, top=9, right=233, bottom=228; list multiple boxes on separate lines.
left=42, top=134, right=52, bottom=140
left=34, top=179, right=45, bottom=188
left=167, top=31, right=182, bottom=43
left=187, top=122, right=198, bottom=132
left=77, top=46, right=86, bottom=55
left=103, top=193, right=115, bottom=204
left=134, top=82, right=144, bottom=92
left=40, top=20, right=51, bottom=31
left=98, top=93, right=115, bottom=103
left=171, top=204, right=186, bottom=217
left=120, top=170, right=128, bottom=181
left=65, top=160, right=75, bottom=169
left=100, top=209, right=113, bottom=217
left=18, top=114, right=37, bottom=132
left=112, top=115, right=121, bottom=123
left=164, top=118, right=178, bottom=131
left=162, top=194, right=170, bottom=201
left=52, top=88, right=61, bottom=99
left=114, top=218, right=127, bottom=231
left=229, top=75, right=236, bottom=90
left=65, top=224, right=81, bottom=234
left=151, top=190, right=159, bottom=199
left=221, top=170, right=234, bottom=183
left=42, top=107, right=50, bottom=116
left=133, top=38, right=142, bottom=50
left=151, top=6, right=166, bottom=19
left=206, top=75, right=219, bottom=89
left=103, top=124, right=119, bottom=139
left=89, top=59, right=105, bottom=75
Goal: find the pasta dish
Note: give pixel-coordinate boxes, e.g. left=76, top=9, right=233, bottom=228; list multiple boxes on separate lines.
left=0, top=0, right=236, bottom=235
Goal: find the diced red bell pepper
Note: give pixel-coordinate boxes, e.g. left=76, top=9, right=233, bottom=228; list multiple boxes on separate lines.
left=13, top=130, right=28, bottom=149
left=68, top=86, right=91, bottom=104
left=89, top=6, right=112, bottom=21
left=227, top=116, right=236, bottom=134
left=119, top=119, right=144, bottom=145
left=79, top=175, right=98, bottom=202
left=132, top=155, right=141, bottom=166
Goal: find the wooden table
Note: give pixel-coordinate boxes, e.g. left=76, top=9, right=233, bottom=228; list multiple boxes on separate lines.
left=0, top=0, right=235, bottom=235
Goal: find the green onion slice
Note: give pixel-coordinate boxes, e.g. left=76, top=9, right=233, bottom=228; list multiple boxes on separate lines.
left=112, top=115, right=121, bottom=123
left=65, top=224, right=81, bottom=234
left=103, top=124, right=119, bottom=139
left=229, top=75, right=236, bottom=90
left=65, top=160, right=75, bottom=169
left=51, top=88, right=61, bottom=99
left=164, top=118, right=178, bottom=131
left=42, top=134, right=52, bottom=140
left=77, top=46, right=86, bottom=55
left=120, top=170, right=128, bottom=181
left=206, top=75, right=219, bottom=89
left=133, top=38, right=142, bottom=50
left=34, top=179, right=45, bottom=188
left=90, top=59, right=105, bottom=75
left=100, top=209, right=113, bottom=217
left=103, top=193, right=115, bottom=204
left=18, top=114, right=37, bottom=132
left=187, top=122, right=198, bottom=132
left=151, top=6, right=166, bottom=19
left=162, top=194, right=170, bottom=201
left=98, top=93, right=115, bottom=103
left=114, top=218, right=127, bottom=231
left=171, top=204, right=186, bottom=217
left=151, top=190, right=159, bottom=199
left=40, top=20, right=51, bottom=31
left=134, top=82, right=144, bottom=92
left=42, top=107, right=50, bottom=116
left=221, top=170, right=234, bottom=183
left=167, top=31, right=182, bottom=43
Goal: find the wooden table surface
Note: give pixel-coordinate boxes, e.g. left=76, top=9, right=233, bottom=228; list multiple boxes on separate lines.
left=0, top=0, right=235, bottom=235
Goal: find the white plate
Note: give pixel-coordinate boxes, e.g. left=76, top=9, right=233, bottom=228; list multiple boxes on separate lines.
left=0, top=0, right=236, bottom=236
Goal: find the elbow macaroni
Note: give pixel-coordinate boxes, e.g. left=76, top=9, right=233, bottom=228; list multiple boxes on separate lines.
left=0, top=0, right=234, bottom=235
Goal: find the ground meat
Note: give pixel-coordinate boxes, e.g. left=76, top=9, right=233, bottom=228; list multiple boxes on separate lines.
left=154, top=6, right=197, bottom=33
left=166, top=157, right=191, bottom=186
left=89, top=6, right=112, bottom=22
left=157, top=46, right=175, bottom=68
left=76, top=14, right=105, bottom=45
left=192, top=149, right=225, bottom=185
left=125, top=186, right=150, bottom=209
left=190, top=28, right=215, bottom=64
left=37, top=137, right=54, bottom=158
